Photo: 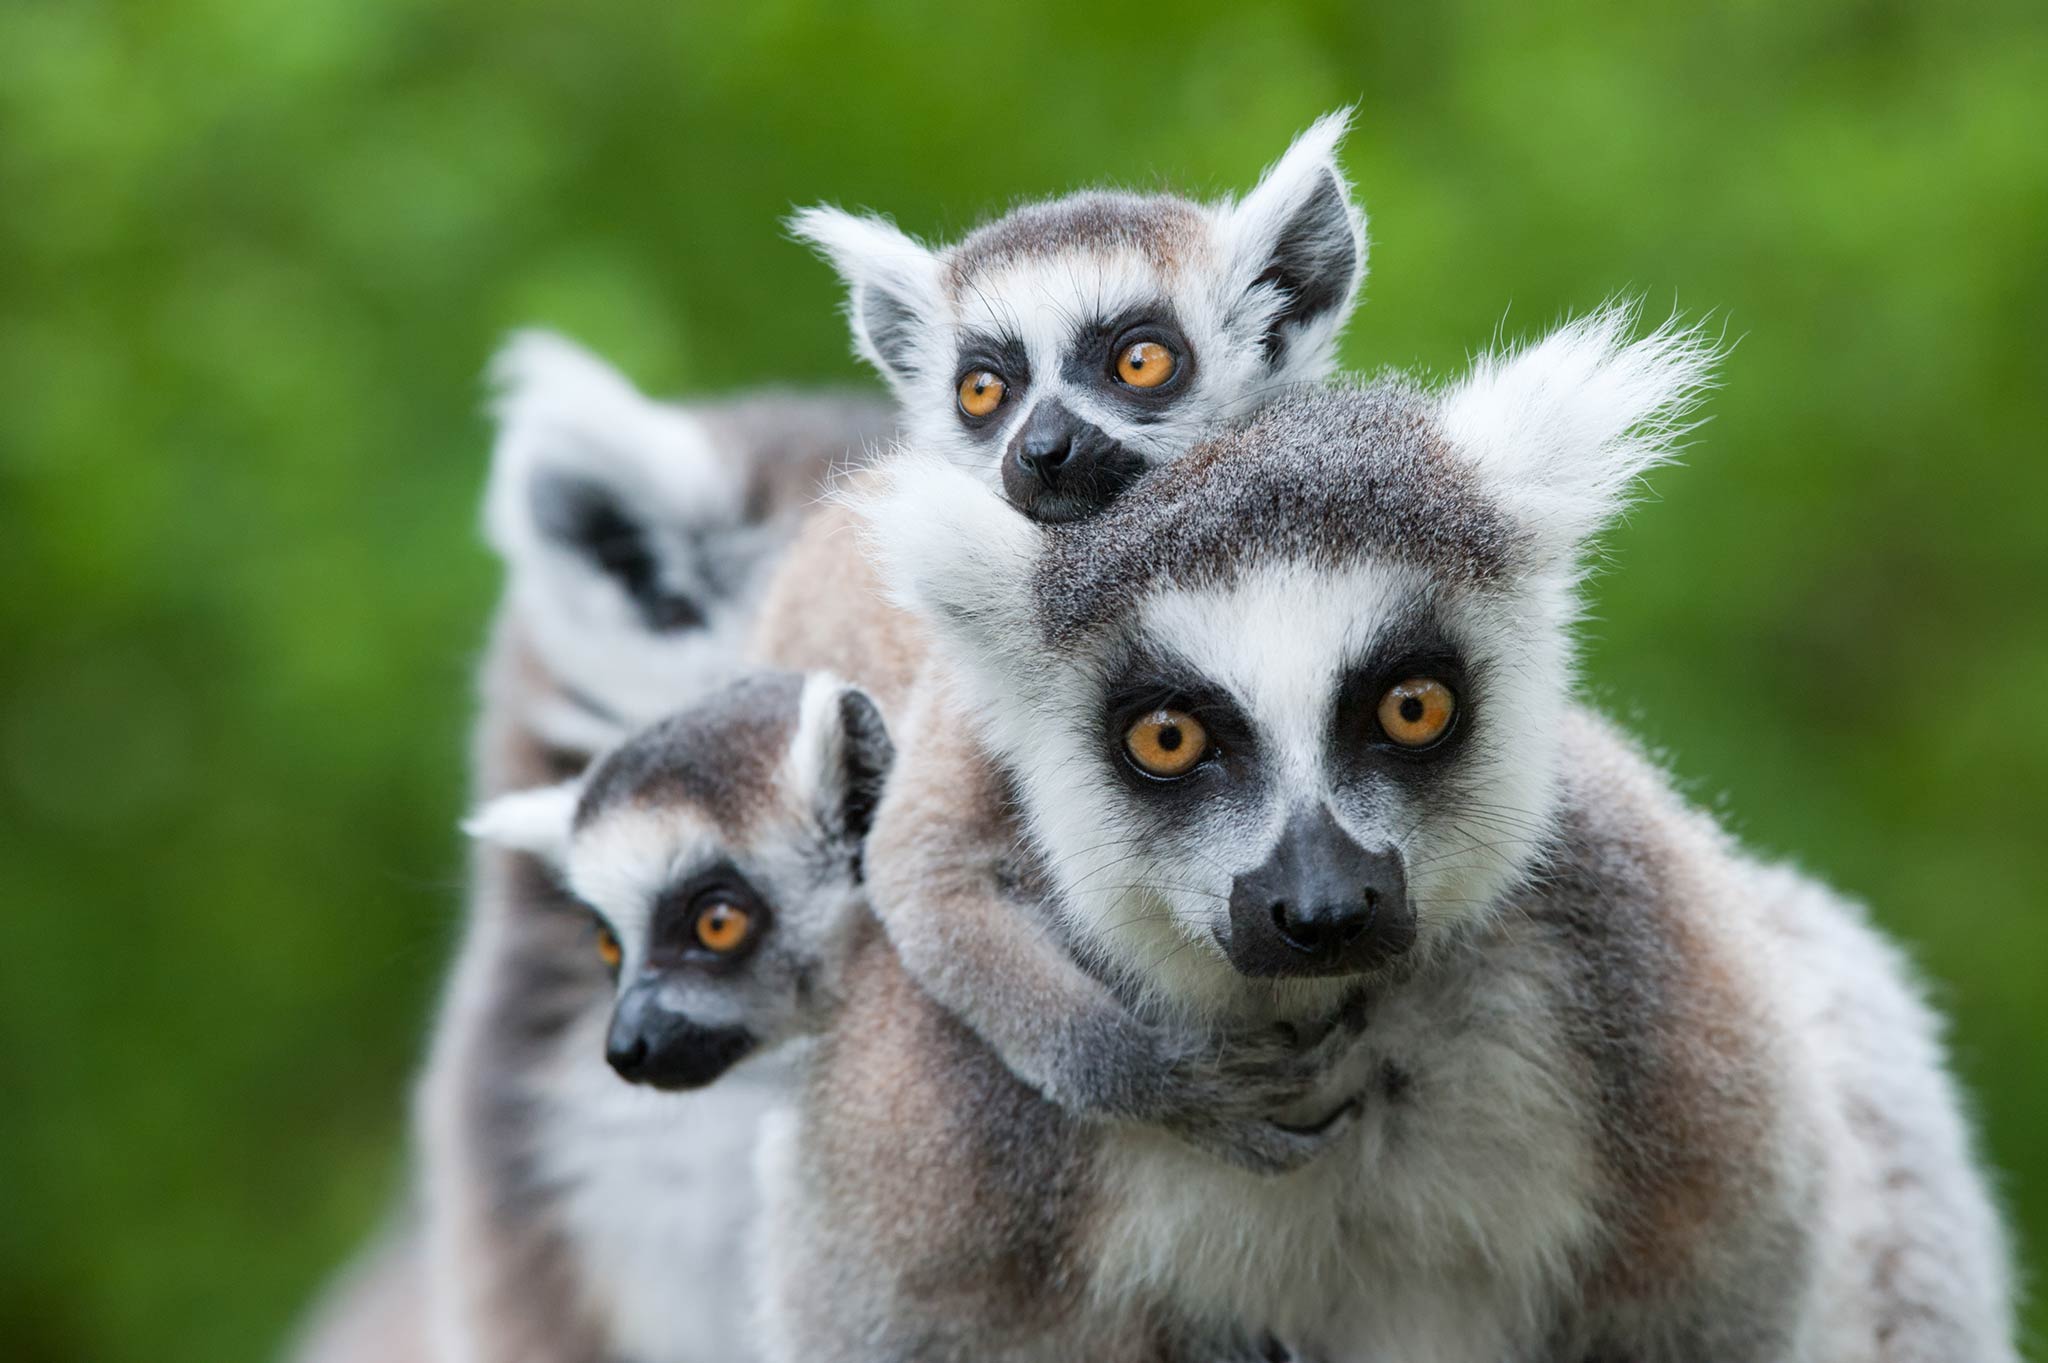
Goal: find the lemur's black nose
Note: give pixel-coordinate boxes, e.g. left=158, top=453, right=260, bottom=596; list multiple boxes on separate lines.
left=1224, top=806, right=1415, bottom=978
left=1000, top=399, right=1142, bottom=523
left=1016, top=426, right=1074, bottom=483
left=606, top=982, right=757, bottom=1089
left=1271, top=890, right=1378, bottom=958
left=606, top=1033, right=651, bottom=1079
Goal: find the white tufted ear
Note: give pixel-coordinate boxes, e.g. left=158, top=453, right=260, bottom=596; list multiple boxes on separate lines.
left=483, top=331, right=734, bottom=590
left=1220, top=108, right=1369, bottom=379
left=852, top=452, right=1045, bottom=671
left=788, top=206, right=946, bottom=394
left=787, top=673, right=896, bottom=857
left=463, top=780, right=583, bottom=868
left=483, top=329, right=737, bottom=638
left=1440, top=305, right=1721, bottom=572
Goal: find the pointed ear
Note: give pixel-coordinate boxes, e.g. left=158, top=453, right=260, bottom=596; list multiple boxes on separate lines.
left=789, top=674, right=896, bottom=865
left=851, top=453, right=1044, bottom=673
left=1221, top=108, right=1368, bottom=377
left=463, top=780, right=583, bottom=868
left=483, top=329, right=727, bottom=635
left=1439, top=306, right=1721, bottom=571
left=788, top=206, right=944, bottom=392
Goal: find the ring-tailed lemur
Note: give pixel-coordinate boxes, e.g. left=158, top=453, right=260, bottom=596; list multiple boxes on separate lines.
left=297, top=111, right=1372, bottom=1361
left=288, top=358, right=892, bottom=1363
left=463, top=671, right=891, bottom=1094
left=468, top=671, right=1327, bottom=1363
left=792, top=109, right=1367, bottom=522
left=751, top=309, right=2017, bottom=1361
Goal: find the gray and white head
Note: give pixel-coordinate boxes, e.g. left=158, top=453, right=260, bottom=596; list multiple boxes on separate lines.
left=864, top=308, right=1716, bottom=1019
left=792, top=111, right=1367, bottom=523
left=467, top=670, right=894, bottom=1087
left=482, top=331, right=802, bottom=743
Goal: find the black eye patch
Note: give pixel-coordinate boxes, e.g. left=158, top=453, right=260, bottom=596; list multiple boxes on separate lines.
left=1325, top=614, right=1481, bottom=793
left=1100, top=650, right=1259, bottom=801
left=952, top=332, right=1031, bottom=431
left=1060, top=303, right=1195, bottom=420
left=648, top=860, right=775, bottom=975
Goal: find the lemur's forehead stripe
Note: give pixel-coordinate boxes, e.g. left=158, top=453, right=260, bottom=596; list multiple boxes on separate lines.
left=1031, top=380, right=1525, bottom=647
left=576, top=671, right=806, bottom=832
left=946, top=191, right=1205, bottom=289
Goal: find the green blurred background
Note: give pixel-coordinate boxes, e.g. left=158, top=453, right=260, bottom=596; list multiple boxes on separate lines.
left=3, top=1, right=2043, bottom=1359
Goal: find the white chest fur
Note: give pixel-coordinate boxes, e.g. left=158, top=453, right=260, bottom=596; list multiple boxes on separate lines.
left=1090, top=940, right=1601, bottom=1362
left=536, top=1015, right=802, bottom=1363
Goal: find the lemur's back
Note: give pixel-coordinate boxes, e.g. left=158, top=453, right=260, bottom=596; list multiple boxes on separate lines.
left=1747, top=836, right=2015, bottom=1360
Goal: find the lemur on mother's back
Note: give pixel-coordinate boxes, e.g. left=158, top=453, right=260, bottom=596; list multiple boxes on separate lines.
left=288, top=112, right=1372, bottom=1363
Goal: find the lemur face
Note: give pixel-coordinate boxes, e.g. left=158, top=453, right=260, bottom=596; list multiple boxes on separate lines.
left=794, top=111, right=1367, bottom=523
left=468, top=671, right=893, bottom=1088
left=868, top=310, right=1716, bottom=1013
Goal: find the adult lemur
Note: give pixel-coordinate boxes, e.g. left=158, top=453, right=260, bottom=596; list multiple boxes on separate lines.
left=289, top=359, right=893, bottom=1363
left=292, top=112, right=1371, bottom=1363
left=749, top=311, right=2017, bottom=1361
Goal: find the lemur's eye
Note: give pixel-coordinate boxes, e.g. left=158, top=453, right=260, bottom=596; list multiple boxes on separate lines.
left=595, top=924, right=622, bottom=971
left=693, top=899, right=755, bottom=954
left=958, top=370, right=1005, bottom=419
left=1124, top=708, right=1209, bottom=778
left=1115, top=340, right=1177, bottom=389
left=1377, top=678, right=1457, bottom=749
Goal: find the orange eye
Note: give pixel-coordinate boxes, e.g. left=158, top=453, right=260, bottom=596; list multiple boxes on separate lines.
left=694, top=899, right=755, bottom=954
left=595, top=924, right=622, bottom=971
left=1377, top=678, right=1456, bottom=749
left=1115, top=340, right=1177, bottom=389
left=1124, top=708, right=1209, bottom=778
left=958, top=370, right=1005, bottom=418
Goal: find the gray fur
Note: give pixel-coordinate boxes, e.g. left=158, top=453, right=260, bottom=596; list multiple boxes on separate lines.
left=1029, top=377, right=1522, bottom=647
left=747, top=504, right=1364, bottom=1175
left=758, top=327, right=2016, bottom=1360
left=290, top=372, right=891, bottom=1363
left=948, top=191, right=1207, bottom=282
left=574, top=671, right=806, bottom=833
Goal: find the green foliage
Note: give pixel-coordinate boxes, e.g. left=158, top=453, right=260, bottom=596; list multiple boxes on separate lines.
left=2, top=2, right=2042, bottom=1358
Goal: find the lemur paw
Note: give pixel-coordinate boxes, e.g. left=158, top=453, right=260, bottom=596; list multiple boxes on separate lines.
left=1037, top=994, right=1365, bottom=1172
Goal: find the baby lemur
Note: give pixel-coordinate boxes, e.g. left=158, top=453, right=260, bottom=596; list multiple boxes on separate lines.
left=792, top=108, right=1366, bottom=522
left=469, top=672, right=1329, bottom=1363
left=748, top=311, right=2017, bottom=1361
left=464, top=670, right=892, bottom=1095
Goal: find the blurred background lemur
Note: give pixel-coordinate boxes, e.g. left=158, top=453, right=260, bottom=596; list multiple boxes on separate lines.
left=289, top=113, right=1370, bottom=1363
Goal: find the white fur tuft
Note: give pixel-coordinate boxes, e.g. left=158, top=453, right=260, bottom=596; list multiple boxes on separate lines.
left=462, top=780, right=582, bottom=867
left=787, top=206, right=944, bottom=387
left=482, top=329, right=735, bottom=566
left=786, top=670, right=852, bottom=815
left=1220, top=107, right=1369, bottom=381
left=849, top=451, right=1043, bottom=668
left=478, top=329, right=761, bottom=730
left=1440, top=304, right=1721, bottom=568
